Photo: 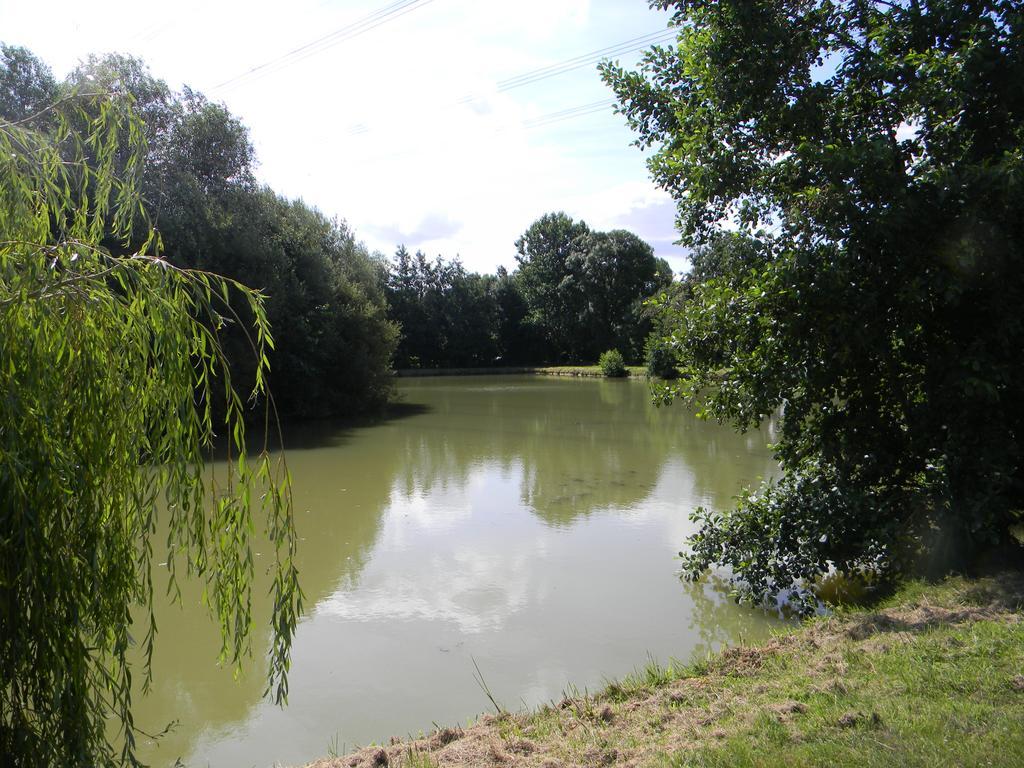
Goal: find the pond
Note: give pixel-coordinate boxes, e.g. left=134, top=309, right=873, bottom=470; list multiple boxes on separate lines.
left=132, top=375, right=784, bottom=767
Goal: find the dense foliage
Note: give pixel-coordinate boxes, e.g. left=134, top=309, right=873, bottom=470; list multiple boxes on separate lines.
left=0, top=44, right=56, bottom=120
left=515, top=212, right=673, bottom=362
left=384, top=248, right=535, bottom=368
left=57, top=51, right=398, bottom=419
left=644, top=339, right=679, bottom=380
left=384, top=216, right=671, bottom=370
left=599, top=349, right=628, bottom=378
left=602, top=0, right=1024, bottom=606
left=0, top=89, right=300, bottom=766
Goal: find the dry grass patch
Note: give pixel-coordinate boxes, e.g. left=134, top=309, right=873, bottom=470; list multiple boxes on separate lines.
left=305, top=573, right=1024, bottom=768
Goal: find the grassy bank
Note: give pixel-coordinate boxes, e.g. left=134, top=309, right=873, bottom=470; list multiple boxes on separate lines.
left=533, top=365, right=646, bottom=378
left=394, top=368, right=537, bottom=377
left=307, top=573, right=1024, bottom=768
left=394, top=366, right=647, bottom=378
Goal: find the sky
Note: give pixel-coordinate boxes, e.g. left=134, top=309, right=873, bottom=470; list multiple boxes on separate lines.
left=1, top=0, right=690, bottom=274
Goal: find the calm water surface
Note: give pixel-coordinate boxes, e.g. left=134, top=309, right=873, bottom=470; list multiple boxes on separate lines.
left=133, top=376, right=783, bottom=767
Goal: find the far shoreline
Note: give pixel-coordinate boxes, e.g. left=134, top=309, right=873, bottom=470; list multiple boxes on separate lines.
left=394, top=365, right=648, bottom=378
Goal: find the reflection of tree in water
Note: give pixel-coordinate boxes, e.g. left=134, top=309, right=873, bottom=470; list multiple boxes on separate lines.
left=130, top=417, right=406, bottom=764
left=682, top=430, right=779, bottom=511
left=679, top=572, right=791, bottom=663
left=390, top=379, right=677, bottom=526
left=129, top=378, right=779, bottom=763
left=654, top=401, right=780, bottom=513
left=389, top=378, right=777, bottom=527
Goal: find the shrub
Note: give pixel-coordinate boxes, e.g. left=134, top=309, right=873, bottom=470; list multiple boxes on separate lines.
left=645, top=339, right=678, bottom=379
left=599, top=349, right=627, bottom=377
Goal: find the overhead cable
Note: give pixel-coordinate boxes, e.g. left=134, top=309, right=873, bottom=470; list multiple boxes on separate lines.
left=211, top=0, right=438, bottom=93
left=346, top=29, right=674, bottom=137
left=493, top=29, right=675, bottom=93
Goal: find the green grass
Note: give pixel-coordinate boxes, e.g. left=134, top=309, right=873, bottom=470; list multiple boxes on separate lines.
left=665, top=619, right=1022, bottom=766
left=534, top=364, right=647, bottom=377
left=644, top=575, right=1024, bottom=768
left=400, top=748, right=438, bottom=768
left=532, top=574, right=1024, bottom=768
left=394, top=364, right=650, bottom=378
left=313, top=574, right=1024, bottom=768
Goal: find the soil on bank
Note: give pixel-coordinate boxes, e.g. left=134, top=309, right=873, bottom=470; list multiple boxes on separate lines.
left=305, top=573, right=1024, bottom=768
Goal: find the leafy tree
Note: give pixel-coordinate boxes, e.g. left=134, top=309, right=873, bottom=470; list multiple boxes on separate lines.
left=0, top=92, right=300, bottom=765
left=645, top=338, right=679, bottom=380
left=162, top=87, right=256, bottom=198
left=515, top=212, right=591, bottom=360
left=443, top=269, right=500, bottom=367
left=385, top=249, right=498, bottom=368
left=66, top=54, right=177, bottom=150
left=570, top=229, right=671, bottom=360
left=643, top=233, right=767, bottom=377
left=516, top=213, right=669, bottom=362
left=602, top=1, right=1024, bottom=606
left=65, top=53, right=396, bottom=419
left=687, top=231, right=771, bottom=288
left=384, top=218, right=668, bottom=369
left=217, top=190, right=398, bottom=417
left=490, top=265, right=538, bottom=364
left=386, top=245, right=432, bottom=367
left=0, top=44, right=57, bottom=122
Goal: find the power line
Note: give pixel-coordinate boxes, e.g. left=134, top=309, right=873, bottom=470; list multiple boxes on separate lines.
left=210, top=0, right=438, bottom=94
left=493, top=29, right=675, bottom=93
left=346, top=29, right=673, bottom=137
left=343, top=97, right=620, bottom=169
left=449, top=29, right=675, bottom=109
left=525, top=104, right=617, bottom=130
left=521, top=99, right=617, bottom=129
left=212, top=0, right=436, bottom=92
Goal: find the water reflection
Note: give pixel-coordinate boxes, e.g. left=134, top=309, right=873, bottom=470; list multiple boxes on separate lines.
left=389, top=377, right=773, bottom=526
left=132, top=376, right=783, bottom=767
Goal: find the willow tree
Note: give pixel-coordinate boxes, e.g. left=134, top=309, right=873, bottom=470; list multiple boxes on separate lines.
left=0, top=93, right=301, bottom=765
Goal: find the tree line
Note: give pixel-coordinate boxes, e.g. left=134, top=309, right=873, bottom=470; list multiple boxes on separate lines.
left=3, top=45, right=398, bottom=421
left=3, top=45, right=677, bottom=414
left=384, top=213, right=673, bottom=369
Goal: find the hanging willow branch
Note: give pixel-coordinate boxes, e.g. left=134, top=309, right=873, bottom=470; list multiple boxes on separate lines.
left=0, top=90, right=301, bottom=767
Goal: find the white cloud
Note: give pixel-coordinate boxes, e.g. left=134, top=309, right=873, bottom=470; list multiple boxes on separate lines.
left=2, top=0, right=681, bottom=273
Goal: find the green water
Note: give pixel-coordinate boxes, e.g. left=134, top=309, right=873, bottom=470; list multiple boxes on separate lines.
left=132, top=376, right=783, bottom=767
